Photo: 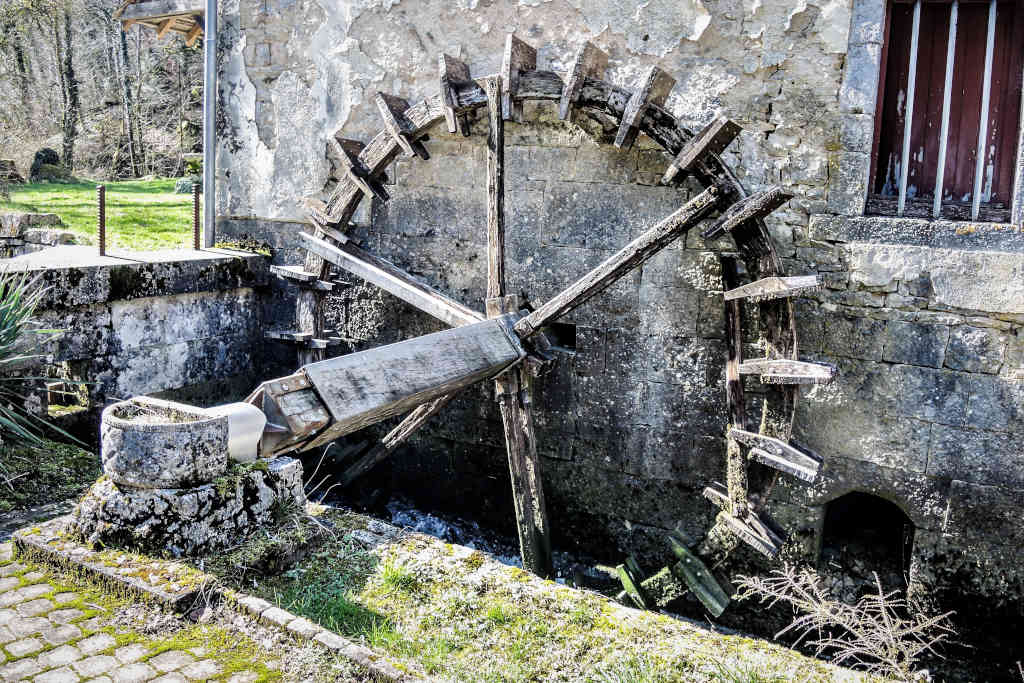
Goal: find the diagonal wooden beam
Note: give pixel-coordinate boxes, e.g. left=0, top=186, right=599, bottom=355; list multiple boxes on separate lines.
left=299, top=232, right=484, bottom=328
left=514, top=185, right=722, bottom=338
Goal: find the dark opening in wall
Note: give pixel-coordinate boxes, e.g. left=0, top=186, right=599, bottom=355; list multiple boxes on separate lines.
left=820, top=492, right=915, bottom=584
left=543, top=322, right=576, bottom=352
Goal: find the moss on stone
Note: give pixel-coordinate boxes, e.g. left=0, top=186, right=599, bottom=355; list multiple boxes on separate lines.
left=0, top=439, right=98, bottom=513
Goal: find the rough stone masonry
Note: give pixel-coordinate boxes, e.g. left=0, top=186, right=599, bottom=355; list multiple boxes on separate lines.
left=213, top=0, right=1023, bottom=639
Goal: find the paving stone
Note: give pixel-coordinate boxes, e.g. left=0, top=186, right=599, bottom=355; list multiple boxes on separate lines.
left=5, top=636, right=44, bottom=657
left=0, top=545, right=11, bottom=561
left=0, top=578, right=20, bottom=592
left=234, top=595, right=269, bottom=618
left=284, top=617, right=320, bottom=638
left=85, top=677, right=114, bottom=683
left=49, top=609, right=85, bottom=625
left=42, top=624, right=83, bottom=646
left=226, top=673, right=259, bottom=683
left=78, top=633, right=117, bottom=656
left=38, top=644, right=83, bottom=668
left=110, top=662, right=156, bottom=683
left=21, top=571, right=45, bottom=583
left=0, top=584, right=52, bottom=607
left=149, top=650, right=194, bottom=673
left=0, top=563, right=25, bottom=577
left=73, top=654, right=119, bottom=678
left=313, top=630, right=349, bottom=650
left=150, top=675, right=187, bottom=683
left=53, top=593, right=80, bottom=605
left=0, top=625, right=13, bottom=644
left=0, top=610, right=14, bottom=627
left=0, top=656, right=42, bottom=680
left=258, top=607, right=292, bottom=627
left=78, top=617, right=105, bottom=632
left=16, top=597, right=54, bottom=617
left=9, top=616, right=50, bottom=637
left=114, top=644, right=149, bottom=664
left=36, top=668, right=82, bottom=683
left=178, top=659, right=219, bottom=680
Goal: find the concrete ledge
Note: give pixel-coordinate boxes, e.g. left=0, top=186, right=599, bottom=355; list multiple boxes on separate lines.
left=0, top=246, right=270, bottom=310
left=809, top=214, right=1024, bottom=252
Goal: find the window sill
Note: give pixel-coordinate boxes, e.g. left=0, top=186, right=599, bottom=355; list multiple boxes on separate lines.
left=865, top=195, right=1011, bottom=224
left=808, top=213, right=1024, bottom=252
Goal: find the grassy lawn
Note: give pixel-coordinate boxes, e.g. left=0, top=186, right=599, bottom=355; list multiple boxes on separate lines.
left=1, top=178, right=195, bottom=251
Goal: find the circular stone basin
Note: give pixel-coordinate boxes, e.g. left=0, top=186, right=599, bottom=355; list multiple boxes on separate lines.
left=101, top=396, right=229, bottom=489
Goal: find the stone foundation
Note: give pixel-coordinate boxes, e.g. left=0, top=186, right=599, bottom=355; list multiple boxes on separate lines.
left=0, top=212, right=76, bottom=258
left=72, top=457, right=305, bottom=557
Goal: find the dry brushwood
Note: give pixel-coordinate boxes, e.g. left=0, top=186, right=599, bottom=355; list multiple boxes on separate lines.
left=736, top=564, right=955, bottom=681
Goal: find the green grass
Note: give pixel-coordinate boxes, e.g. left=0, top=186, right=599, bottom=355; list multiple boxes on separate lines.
left=1, top=178, right=195, bottom=251
left=0, top=439, right=99, bottom=513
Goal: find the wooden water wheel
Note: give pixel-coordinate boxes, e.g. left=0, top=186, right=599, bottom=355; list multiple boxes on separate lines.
left=266, top=36, right=837, bottom=616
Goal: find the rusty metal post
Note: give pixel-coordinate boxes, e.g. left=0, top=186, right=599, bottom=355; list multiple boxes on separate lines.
left=192, top=183, right=201, bottom=249
left=97, top=185, right=106, bottom=256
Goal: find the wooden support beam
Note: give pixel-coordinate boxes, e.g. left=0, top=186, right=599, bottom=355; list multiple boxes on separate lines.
left=666, top=531, right=730, bottom=617
left=501, top=34, right=537, bottom=122
left=301, top=315, right=525, bottom=442
left=156, top=18, right=174, bottom=38
left=330, top=138, right=389, bottom=202
left=294, top=290, right=323, bottom=367
left=729, top=428, right=821, bottom=483
left=439, top=53, right=471, bottom=135
left=721, top=256, right=748, bottom=518
left=559, top=42, right=608, bottom=120
left=486, top=76, right=506, bottom=301
left=724, top=275, right=821, bottom=303
left=255, top=372, right=331, bottom=456
left=737, top=359, right=837, bottom=385
left=270, top=265, right=335, bottom=291
left=185, top=22, right=203, bottom=47
left=703, top=484, right=785, bottom=559
left=701, top=185, right=792, bottom=239
left=616, top=555, right=648, bottom=609
left=375, top=92, right=429, bottom=160
left=614, top=66, right=675, bottom=150
left=264, top=330, right=314, bottom=342
left=117, top=0, right=203, bottom=21
left=301, top=233, right=484, bottom=328
left=513, top=185, right=721, bottom=339
left=662, top=115, right=741, bottom=185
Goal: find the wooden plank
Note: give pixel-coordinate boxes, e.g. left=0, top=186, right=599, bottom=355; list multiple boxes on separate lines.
left=375, top=92, right=429, bottom=160
left=559, top=42, right=608, bottom=120
left=702, top=484, right=785, bottom=558
left=701, top=185, right=792, bottom=239
left=724, top=275, right=821, bottom=302
left=256, top=372, right=330, bottom=456
left=666, top=531, right=730, bottom=617
left=485, top=76, right=506, bottom=301
left=156, top=18, right=174, bottom=38
left=513, top=186, right=721, bottom=339
left=614, top=66, right=675, bottom=149
left=185, top=22, right=203, bottom=47
left=616, top=557, right=648, bottom=609
left=330, top=138, right=388, bottom=202
left=662, top=115, right=741, bottom=184
left=264, top=330, right=314, bottom=342
left=729, top=428, right=821, bottom=483
left=294, top=290, right=323, bottom=367
left=300, top=233, right=485, bottom=328
left=737, top=359, right=836, bottom=385
left=301, top=315, right=525, bottom=441
left=721, top=256, right=748, bottom=517
left=501, top=34, right=537, bottom=122
left=118, top=0, right=203, bottom=21
left=269, top=265, right=335, bottom=291
left=439, top=53, right=471, bottom=135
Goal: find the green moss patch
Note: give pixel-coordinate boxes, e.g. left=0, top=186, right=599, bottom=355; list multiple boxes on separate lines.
left=0, top=439, right=99, bottom=513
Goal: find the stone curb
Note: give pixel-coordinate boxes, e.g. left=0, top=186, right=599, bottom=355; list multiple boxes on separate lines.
left=12, top=517, right=422, bottom=682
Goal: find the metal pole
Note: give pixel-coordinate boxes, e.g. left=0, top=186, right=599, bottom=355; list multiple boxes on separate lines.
left=202, top=0, right=217, bottom=248
left=97, top=185, right=106, bottom=256
left=897, top=0, right=922, bottom=217
left=192, top=182, right=201, bottom=249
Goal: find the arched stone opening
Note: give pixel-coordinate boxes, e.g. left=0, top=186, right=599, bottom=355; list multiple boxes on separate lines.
left=820, top=491, right=915, bottom=590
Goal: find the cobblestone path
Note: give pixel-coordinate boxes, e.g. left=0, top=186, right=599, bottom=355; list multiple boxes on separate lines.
left=0, top=543, right=266, bottom=682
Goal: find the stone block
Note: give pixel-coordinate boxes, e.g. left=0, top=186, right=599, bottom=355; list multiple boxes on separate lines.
left=637, top=280, right=700, bottom=337
left=644, top=382, right=724, bottom=437
left=965, top=376, right=1023, bottom=433
left=891, top=365, right=970, bottom=425
left=839, top=42, right=882, bottom=115
left=110, top=289, right=259, bottom=351
left=570, top=143, right=636, bottom=184
left=943, top=479, right=1024, bottom=545
left=848, top=0, right=886, bottom=45
left=644, top=335, right=714, bottom=387
left=945, top=326, right=1006, bottom=374
left=825, top=151, right=869, bottom=216
left=928, top=425, right=1024, bottom=488
left=821, top=313, right=886, bottom=360
left=882, top=320, right=949, bottom=368
left=839, top=113, right=874, bottom=154
left=73, top=655, right=118, bottom=678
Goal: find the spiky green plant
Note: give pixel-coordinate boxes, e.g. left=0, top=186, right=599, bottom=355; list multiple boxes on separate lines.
left=0, top=269, right=62, bottom=446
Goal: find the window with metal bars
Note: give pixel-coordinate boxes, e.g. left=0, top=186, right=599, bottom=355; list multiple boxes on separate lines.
left=868, top=0, right=1024, bottom=222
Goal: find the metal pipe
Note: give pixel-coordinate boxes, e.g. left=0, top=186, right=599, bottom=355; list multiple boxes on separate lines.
left=202, top=0, right=217, bottom=248
left=971, top=0, right=997, bottom=221
left=97, top=185, right=106, bottom=256
left=897, top=0, right=922, bottom=216
left=933, top=0, right=958, bottom=218
left=192, top=182, right=201, bottom=249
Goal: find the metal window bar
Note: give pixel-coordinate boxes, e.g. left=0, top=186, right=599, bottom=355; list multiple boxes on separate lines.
left=971, top=0, right=998, bottom=221
left=897, top=0, right=922, bottom=216
left=933, top=0, right=959, bottom=218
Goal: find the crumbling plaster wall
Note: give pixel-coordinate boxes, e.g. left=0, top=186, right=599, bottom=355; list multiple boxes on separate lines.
left=217, top=0, right=1024, bottom=617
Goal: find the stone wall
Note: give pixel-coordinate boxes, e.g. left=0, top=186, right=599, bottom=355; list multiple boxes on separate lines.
left=213, top=0, right=1024, bottom=633
left=7, top=248, right=270, bottom=437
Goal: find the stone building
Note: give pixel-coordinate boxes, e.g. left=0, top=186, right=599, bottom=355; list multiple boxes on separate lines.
left=206, top=0, right=1021, bottom=669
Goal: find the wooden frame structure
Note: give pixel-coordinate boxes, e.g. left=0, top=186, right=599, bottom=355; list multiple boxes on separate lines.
left=114, top=0, right=204, bottom=46
left=259, top=35, right=839, bottom=613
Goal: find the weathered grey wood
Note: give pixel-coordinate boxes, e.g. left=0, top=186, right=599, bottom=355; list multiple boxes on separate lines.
left=302, top=315, right=525, bottom=443
left=614, top=66, right=675, bottom=149
left=662, top=115, right=741, bottom=184
left=617, top=556, right=648, bottom=609
left=514, top=185, right=721, bottom=339
left=485, top=77, right=506, bottom=301
left=117, top=0, right=203, bottom=21
left=256, top=372, right=330, bottom=456
left=270, top=265, right=335, bottom=291
left=339, top=393, right=456, bottom=487
left=294, top=289, right=323, bottom=366
left=724, top=275, right=821, bottom=302
left=439, top=54, right=471, bottom=135
left=702, top=185, right=792, bottom=239
left=501, top=34, right=536, bottom=122
left=300, top=233, right=485, bottom=328
left=738, top=359, right=836, bottom=385
left=703, top=484, right=785, bottom=559
left=721, top=256, right=748, bottom=518
left=729, top=428, right=821, bottom=483
left=375, top=92, right=429, bottom=160
left=264, top=330, right=314, bottom=342
left=558, top=43, right=608, bottom=120
left=666, top=531, right=730, bottom=617
left=330, top=138, right=389, bottom=202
